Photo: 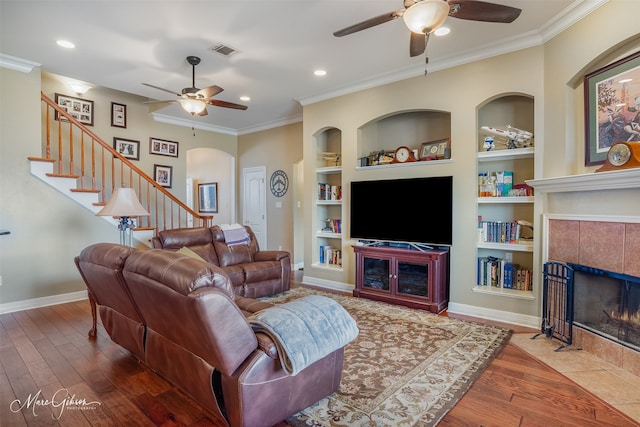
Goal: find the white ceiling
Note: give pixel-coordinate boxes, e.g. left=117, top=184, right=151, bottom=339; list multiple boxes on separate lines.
left=0, top=0, right=604, bottom=135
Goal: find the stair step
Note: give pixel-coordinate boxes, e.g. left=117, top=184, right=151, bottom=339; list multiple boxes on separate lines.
left=46, top=172, right=79, bottom=179
left=93, top=202, right=106, bottom=207
left=28, top=157, right=55, bottom=163
left=70, top=188, right=101, bottom=193
left=135, top=227, right=156, bottom=232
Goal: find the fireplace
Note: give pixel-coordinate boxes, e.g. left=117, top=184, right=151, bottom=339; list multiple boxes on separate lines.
left=528, top=170, right=640, bottom=376
left=542, top=215, right=640, bottom=376
left=571, top=264, right=640, bottom=351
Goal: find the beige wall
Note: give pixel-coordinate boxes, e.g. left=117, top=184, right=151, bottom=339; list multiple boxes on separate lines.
left=238, top=122, right=303, bottom=253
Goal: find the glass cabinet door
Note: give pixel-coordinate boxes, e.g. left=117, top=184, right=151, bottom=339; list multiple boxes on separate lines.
left=362, top=256, right=390, bottom=291
left=397, top=260, right=429, bottom=297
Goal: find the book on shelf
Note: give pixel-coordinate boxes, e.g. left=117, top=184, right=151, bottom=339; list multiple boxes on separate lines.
left=477, top=256, right=532, bottom=291
left=319, top=245, right=341, bottom=266
left=479, top=220, right=532, bottom=244
left=320, top=218, right=341, bottom=234
left=317, top=183, right=342, bottom=201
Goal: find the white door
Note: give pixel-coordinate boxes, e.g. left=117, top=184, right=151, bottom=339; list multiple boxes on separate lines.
left=242, top=166, right=267, bottom=249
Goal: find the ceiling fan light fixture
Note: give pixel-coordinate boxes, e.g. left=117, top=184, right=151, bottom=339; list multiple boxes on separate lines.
left=403, top=0, right=449, bottom=34
left=180, top=98, right=206, bottom=115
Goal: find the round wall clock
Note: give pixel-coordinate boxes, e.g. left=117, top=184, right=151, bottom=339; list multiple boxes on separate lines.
left=270, top=170, right=289, bottom=197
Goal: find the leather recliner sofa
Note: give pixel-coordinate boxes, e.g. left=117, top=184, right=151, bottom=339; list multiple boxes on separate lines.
left=151, top=225, right=290, bottom=298
left=74, top=243, right=345, bottom=427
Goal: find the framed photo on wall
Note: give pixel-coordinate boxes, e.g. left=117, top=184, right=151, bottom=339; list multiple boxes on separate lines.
left=111, top=102, right=127, bottom=128
left=113, top=137, right=140, bottom=160
left=154, top=164, right=173, bottom=188
left=149, top=137, right=179, bottom=157
left=54, top=93, right=94, bottom=126
left=584, top=50, right=640, bottom=165
left=198, top=182, right=218, bottom=213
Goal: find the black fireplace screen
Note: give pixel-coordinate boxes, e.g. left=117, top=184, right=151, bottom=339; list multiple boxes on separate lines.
left=534, top=262, right=574, bottom=350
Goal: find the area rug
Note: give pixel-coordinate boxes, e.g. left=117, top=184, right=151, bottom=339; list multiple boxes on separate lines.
left=263, top=287, right=512, bottom=427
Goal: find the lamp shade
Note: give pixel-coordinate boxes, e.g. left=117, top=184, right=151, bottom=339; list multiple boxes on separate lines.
left=96, top=188, right=150, bottom=217
left=403, top=0, right=449, bottom=34
left=180, top=98, right=207, bottom=115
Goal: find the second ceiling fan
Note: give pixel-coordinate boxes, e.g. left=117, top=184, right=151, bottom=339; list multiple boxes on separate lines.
left=333, top=0, right=522, bottom=58
left=143, top=56, right=247, bottom=116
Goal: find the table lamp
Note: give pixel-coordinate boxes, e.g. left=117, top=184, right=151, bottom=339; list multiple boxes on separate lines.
left=96, top=187, right=150, bottom=246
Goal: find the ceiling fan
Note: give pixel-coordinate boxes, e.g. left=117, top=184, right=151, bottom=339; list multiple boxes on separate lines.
left=333, top=0, right=522, bottom=58
left=142, top=56, right=247, bottom=116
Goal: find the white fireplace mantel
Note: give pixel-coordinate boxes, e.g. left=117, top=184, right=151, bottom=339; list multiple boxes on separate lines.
left=527, top=168, right=640, bottom=193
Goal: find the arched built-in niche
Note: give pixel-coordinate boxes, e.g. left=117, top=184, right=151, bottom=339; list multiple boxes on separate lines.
left=357, top=110, right=451, bottom=166
left=187, top=148, right=235, bottom=225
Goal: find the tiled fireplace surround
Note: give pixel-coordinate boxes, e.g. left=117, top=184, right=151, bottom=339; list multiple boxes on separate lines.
left=530, top=169, right=640, bottom=376
left=547, top=217, right=640, bottom=377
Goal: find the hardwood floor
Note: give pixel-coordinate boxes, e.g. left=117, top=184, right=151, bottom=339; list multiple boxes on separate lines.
left=1, top=293, right=637, bottom=426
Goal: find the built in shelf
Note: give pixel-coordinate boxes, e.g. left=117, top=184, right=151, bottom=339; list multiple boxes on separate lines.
left=355, top=158, right=453, bottom=171
left=311, top=262, right=343, bottom=272
left=316, top=231, right=341, bottom=239
left=472, top=285, right=535, bottom=300
left=316, top=200, right=341, bottom=205
left=316, top=166, right=341, bottom=174
left=477, top=196, right=534, bottom=204
left=478, top=147, right=534, bottom=162
left=477, top=241, right=533, bottom=252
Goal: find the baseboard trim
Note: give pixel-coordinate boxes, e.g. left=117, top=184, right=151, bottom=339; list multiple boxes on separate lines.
left=301, top=275, right=354, bottom=293
left=447, top=301, right=540, bottom=329
left=0, top=290, right=88, bottom=315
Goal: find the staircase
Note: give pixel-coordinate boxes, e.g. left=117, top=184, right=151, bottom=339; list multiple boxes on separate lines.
left=30, top=92, right=213, bottom=245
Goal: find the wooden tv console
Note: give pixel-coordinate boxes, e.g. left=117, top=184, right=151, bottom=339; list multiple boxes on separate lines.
left=353, top=243, right=449, bottom=313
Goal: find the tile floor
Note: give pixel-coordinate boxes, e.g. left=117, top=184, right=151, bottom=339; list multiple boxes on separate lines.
left=510, top=332, right=640, bottom=423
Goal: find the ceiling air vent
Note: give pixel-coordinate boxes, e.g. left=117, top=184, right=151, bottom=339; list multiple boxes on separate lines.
left=209, top=43, right=237, bottom=57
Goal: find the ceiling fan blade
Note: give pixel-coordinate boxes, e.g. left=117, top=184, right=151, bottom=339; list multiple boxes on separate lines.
left=142, top=83, right=182, bottom=97
left=448, top=0, right=521, bottom=23
left=409, top=32, right=427, bottom=57
left=207, top=99, right=248, bottom=110
left=196, top=85, right=224, bottom=99
left=333, top=10, right=403, bottom=37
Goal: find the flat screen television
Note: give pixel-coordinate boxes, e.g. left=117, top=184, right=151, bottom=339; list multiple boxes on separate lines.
left=350, top=176, right=453, bottom=246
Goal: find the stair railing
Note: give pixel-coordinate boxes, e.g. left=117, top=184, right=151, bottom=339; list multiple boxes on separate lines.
left=34, top=92, right=213, bottom=235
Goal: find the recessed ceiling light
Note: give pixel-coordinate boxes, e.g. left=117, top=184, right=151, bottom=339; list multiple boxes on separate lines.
left=434, top=27, right=450, bottom=36
left=240, top=96, right=250, bottom=102
left=314, top=69, right=327, bottom=77
left=56, top=40, right=75, bottom=49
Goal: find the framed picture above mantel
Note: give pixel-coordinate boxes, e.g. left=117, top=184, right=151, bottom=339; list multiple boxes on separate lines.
left=584, top=50, right=640, bottom=166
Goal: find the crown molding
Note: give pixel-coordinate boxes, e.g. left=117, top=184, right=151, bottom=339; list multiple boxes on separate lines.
left=0, top=53, right=40, bottom=73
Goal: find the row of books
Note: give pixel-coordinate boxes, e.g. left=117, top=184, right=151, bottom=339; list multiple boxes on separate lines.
left=318, top=183, right=342, bottom=201
left=321, top=218, right=342, bottom=234
left=319, top=245, right=342, bottom=266
left=477, top=256, right=533, bottom=291
left=479, top=220, right=532, bottom=244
